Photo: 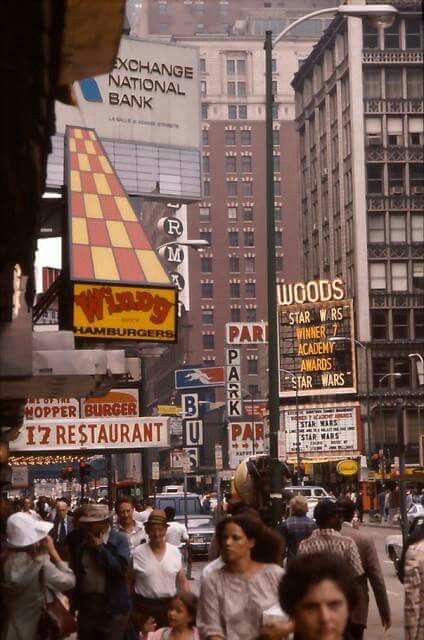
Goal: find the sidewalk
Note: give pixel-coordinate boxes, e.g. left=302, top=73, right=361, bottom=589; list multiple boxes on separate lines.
left=360, top=514, right=401, bottom=530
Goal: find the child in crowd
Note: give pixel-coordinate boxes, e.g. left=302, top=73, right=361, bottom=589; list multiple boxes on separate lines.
left=140, top=593, right=199, bottom=640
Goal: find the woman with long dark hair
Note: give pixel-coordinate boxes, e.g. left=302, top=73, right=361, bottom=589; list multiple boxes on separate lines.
left=197, top=513, right=284, bottom=640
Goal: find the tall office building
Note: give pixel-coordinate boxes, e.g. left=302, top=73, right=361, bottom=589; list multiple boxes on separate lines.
left=292, top=1, right=423, bottom=462
left=139, top=0, right=335, bottom=405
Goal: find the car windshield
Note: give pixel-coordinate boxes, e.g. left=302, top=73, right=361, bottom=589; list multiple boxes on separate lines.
left=187, top=517, right=214, bottom=529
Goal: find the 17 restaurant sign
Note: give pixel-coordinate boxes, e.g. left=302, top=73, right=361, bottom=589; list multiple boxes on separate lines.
left=9, top=418, right=169, bottom=453
left=282, top=404, right=360, bottom=455
left=277, top=278, right=356, bottom=397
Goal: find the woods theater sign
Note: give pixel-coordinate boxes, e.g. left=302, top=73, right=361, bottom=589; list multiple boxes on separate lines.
left=277, top=278, right=345, bottom=306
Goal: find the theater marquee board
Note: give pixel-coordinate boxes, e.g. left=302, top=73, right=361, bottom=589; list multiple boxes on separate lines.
left=282, top=404, right=360, bottom=456
left=277, top=279, right=356, bottom=398
left=9, top=418, right=169, bottom=453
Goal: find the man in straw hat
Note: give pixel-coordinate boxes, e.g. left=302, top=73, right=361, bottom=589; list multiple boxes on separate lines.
left=66, top=502, right=131, bottom=640
left=132, top=509, right=190, bottom=631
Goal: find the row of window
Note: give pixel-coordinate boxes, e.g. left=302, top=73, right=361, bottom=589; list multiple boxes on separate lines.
left=363, top=17, right=423, bottom=51
left=201, top=103, right=280, bottom=120
left=199, top=205, right=283, bottom=222
left=200, top=56, right=278, bottom=75
left=371, top=308, right=424, bottom=341
left=202, top=256, right=258, bottom=273
left=202, top=307, right=259, bottom=324
left=202, top=129, right=280, bottom=147
left=202, top=80, right=280, bottom=99
left=367, top=163, right=424, bottom=195
left=204, top=179, right=282, bottom=197
left=369, top=261, right=424, bottom=292
left=372, top=356, right=420, bottom=391
left=201, top=281, right=258, bottom=299
left=368, top=213, right=424, bottom=244
left=363, top=68, right=423, bottom=100
left=202, top=154, right=280, bottom=173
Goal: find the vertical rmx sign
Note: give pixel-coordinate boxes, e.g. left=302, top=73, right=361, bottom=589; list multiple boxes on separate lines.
left=226, top=348, right=242, bottom=418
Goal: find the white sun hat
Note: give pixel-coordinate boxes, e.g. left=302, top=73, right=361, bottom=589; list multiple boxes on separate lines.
left=7, top=512, right=53, bottom=547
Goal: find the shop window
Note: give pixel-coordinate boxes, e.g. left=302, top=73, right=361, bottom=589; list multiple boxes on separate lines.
left=393, top=309, right=409, bottom=339
left=371, top=310, right=388, bottom=340
left=202, top=309, right=214, bottom=324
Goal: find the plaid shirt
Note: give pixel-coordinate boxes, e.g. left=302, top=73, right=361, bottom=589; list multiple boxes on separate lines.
left=404, top=539, right=424, bottom=640
left=279, top=515, right=316, bottom=561
left=298, top=528, right=364, bottom=577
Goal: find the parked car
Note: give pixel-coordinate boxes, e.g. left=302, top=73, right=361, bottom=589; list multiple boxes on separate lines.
left=151, top=492, right=203, bottom=516
left=177, top=514, right=215, bottom=559
left=406, top=502, right=424, bottom=525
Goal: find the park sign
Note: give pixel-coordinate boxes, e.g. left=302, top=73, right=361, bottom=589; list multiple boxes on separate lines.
left=277, top=278, right=356, bottom=398
left=9, top=418, right=169, bottom=453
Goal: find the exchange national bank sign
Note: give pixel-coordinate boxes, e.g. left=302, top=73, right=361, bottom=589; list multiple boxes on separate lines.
left=277, top=278, right=356, bottom=398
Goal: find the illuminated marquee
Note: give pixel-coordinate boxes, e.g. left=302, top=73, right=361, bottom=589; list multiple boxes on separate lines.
left=277, top=279, right=356, bottom=397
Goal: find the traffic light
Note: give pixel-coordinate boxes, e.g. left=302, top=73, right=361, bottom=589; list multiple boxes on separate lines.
left=61, top=465, right=73, bottom=480
left=370, top=453, right=380, bottom=472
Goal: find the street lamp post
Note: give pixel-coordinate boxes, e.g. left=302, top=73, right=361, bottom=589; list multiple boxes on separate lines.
left=265, top=4, right=397, bottom=525
left=280, top=369, right=301, bottom=485
left=378, top=372, right=402, bottom=480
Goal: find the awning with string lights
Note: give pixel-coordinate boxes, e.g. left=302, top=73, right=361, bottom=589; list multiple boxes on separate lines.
left=64, top=125, right=177, bottom=343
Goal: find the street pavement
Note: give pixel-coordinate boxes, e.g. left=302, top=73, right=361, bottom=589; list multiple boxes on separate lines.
left=191, top=523, right=404, bottom=639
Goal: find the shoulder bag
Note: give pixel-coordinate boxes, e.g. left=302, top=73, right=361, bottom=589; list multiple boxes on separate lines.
left=37, top=567, right=77, bottom=640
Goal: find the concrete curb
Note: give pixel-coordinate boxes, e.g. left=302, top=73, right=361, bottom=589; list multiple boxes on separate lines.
left=361, top=521, right=400, bottom=531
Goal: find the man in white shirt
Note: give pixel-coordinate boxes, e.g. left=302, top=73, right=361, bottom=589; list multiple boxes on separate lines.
left=164, top=506, right=189, bottom=547
left=134, top=497, right=154, bottom=523
left=114, top=497, right=146, bottom=555
left=132, top=510, right=189, bottom=631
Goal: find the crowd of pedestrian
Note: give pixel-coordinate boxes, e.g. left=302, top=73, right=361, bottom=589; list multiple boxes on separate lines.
left=0, top=490, right=423, bottom=640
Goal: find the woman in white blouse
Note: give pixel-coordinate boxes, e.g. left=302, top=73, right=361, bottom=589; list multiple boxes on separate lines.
left=197, top=513, right=284, bottom=640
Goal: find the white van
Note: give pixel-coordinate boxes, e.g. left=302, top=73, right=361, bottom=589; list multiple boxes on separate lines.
left=284, top=486, right=330, bottom=499
left=162, top=485, right=184, bottom=494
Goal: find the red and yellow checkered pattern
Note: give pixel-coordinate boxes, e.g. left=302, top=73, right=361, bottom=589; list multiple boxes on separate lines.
left=66, top=126, right=170, bottom=285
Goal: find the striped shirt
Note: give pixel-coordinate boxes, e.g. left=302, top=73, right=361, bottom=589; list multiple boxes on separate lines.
left=298, top=528, right=364, bottom=577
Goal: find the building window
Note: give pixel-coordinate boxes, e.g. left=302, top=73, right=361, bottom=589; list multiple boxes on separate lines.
left=385, top=68, right=402, bottom=98
left=242, top=181, right=253, bottom=196
left=246, top=308, right=256, bottom=322
left=414, top=309, right=424, bottom=339
left=228, top=104, right=247, bottom=119
left=247, top=359, right=258, bottom=374
left=203, top=181, right=210, bottom=196
left=228, top=231, right=239, bottom=247
left=245, top=256, right=255, bottom=272
left=227, top=81, right=236, bottom=96
left=200, top=57, right=206, bottom=72
left=412, top=214, right=424, bottom=243
left=200, top=230, right=212, bottom=244
left=225, top=156, right=237, bottom=172
left=201, top=103, right=209, bottom=119
left=228, top=206, right=237, bottom=219
left=230, top=308, right=241, bottom=322
left=272, top=80, right=278, bottom=95
left=227, top=60, right=235, bottom=74
left=407, top=69, right=423, bottom=99
left=371, top=310, right=388, bottom=340
left=241, top=130, right=251, bottom=145
left=230, top=283, right=240, bottom=298
left=203, top=334, right=214, bottom=349
left=245, top=282, right=256, bottom=298
left=201, top=283, right=213, bottom=298
left=412, top=262, right=424, bottom=291
left=390, top=214, right=406, bottom=243
left=273, top=155, right=280, bottom=172
left=199, top=206, right=210, bottom=221
left=370, top=262, right=386, bottom=289
left=410, top=163, right=424, bottom=193
left=243, top=206, right=254, bottom=221
left=201, top=257, right=213, bottom=273
left=384, top=20, right=400, bottom=49
left=367, top=166, right=383, bottom=194
left=202, top=309, right=214, bottom=324
left=391, top=262, right=408, bottom=291
left=368, top=214, right=385, bottom=243
left=394, top=359, right=410, bottom=388
left=272, top=103, right=279, bottom=119
left=405, top=18, right=423, bottom=49
left=274, top=180, right=281, bottom=196
left=227, top=81, right=246, bottom=96
left=202, top=130, right=209, bottom=146
left=229, top=256, right=240, bottom=272
left=202, top=156, right=209, bottom=172
left=363, top=24, right=378, bottom=49
left=201, top=80, right=207, bottom=96
left=227, top=181, right=237, bottom=196
left=275, top=206, right=282, bottom=221
left=388, top=164, right=404, bottom=193
left=393, top=310, right=409, bottom=339
left=248, top=384, right=259, bottom=396
left=373, top=358, right=390, bottom=388
left=275, top=231, right=283, bottom=247
left=225, top=130, right=236, bottom=145
left=276, top=256, right=284, bottom=272
left=241, top=156, right=252, bottom=172
left=239, top=104, right=247, bottom=119
left=244, top=231, right=254, bottom=247
left=228, top=105, right=237, bottom=120
left=273, top=130, right=280, bottom=146
left=363, top=69, right=381, bottom=98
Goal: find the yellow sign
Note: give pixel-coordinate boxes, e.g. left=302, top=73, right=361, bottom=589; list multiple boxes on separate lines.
left=73, top=283, right=177, bottom=342
left=336, top=459, right=359, bottom=477
left=157, top=405, right=182, bottom=416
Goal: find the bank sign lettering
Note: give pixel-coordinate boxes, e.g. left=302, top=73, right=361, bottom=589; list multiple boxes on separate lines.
left=277, top=279, right=356, bottom=398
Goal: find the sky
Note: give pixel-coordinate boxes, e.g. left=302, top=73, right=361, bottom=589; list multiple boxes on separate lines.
left=35, top=238, right=61, bottom=292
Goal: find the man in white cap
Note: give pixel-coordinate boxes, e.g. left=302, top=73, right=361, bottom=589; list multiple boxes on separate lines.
left=1, top=512, right=75, bottom=639
left=66, top=503, right=131, bottom=640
